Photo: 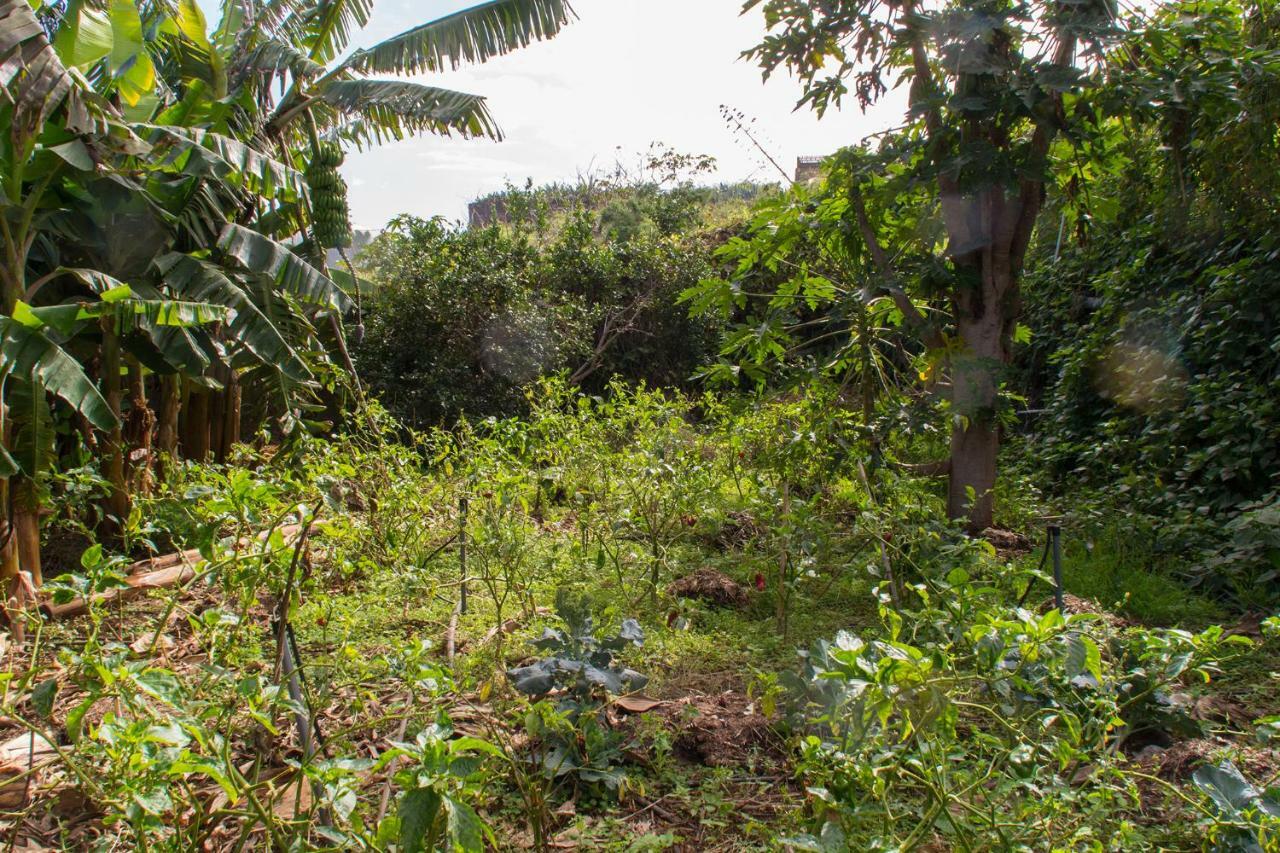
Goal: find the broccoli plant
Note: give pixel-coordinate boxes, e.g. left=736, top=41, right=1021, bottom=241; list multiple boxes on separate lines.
left=506, top=588, right=647, bottom=710
left=506, top=589, right=648, bottom=792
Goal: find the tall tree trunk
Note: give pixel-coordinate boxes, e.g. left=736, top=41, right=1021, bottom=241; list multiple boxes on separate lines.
left=124, top=357, right=156, bottom=496
left=156, top=373, right=180, bottom=478
left=946, top=318, right=1001, bottom=532
left=181, top=381, right=211, bottom=463
left=944, top=229, right=1011, bottom=533
left=99, top=321, right=130, bottom=542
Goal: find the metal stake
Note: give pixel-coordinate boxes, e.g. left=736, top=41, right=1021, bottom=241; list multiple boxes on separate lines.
left=459, top=496, right=469, bottom=615
left=1049, top=523, right=1064, bottom=612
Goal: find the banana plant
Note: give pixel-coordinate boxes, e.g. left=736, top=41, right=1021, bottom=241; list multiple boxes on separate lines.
left=1, top=0, right=136, bottom=615
left=254, top=0, right=577, bottom=145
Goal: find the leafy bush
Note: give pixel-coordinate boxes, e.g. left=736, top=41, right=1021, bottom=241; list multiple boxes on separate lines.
left=780, top=566, right=1253, bottom=850
left=354, top=180, right=730, bottom=427
left=507, top=588, right=648, bottom=703
left=1193, top=762, right=1280, bottom=852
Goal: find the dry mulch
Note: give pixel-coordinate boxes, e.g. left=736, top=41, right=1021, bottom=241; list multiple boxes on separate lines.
left=981, top=527, right=1033, bottom=559
left=1037, top=593, right=1132, bottom=630
left=615, top=688, right=785, bottom=771
left=711, top=511, right=763, bottom=552
left=668, top=568, right=749, bottom=609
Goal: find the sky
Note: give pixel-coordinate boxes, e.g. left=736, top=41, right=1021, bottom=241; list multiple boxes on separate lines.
left=321, top=0, right=908, bottom=228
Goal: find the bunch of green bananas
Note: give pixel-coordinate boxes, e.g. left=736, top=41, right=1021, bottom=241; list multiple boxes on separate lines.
left=307, top=141, right=351, bottom=249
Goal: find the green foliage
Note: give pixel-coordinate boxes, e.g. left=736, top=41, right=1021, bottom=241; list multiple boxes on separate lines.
left=380, top=715, right=501, bottom=853
left=506, top=589, right=647, bottom=792
left=781, top=568, right=1253, bottom=850
left=354, top=188, right=725, bottom=425
left=1193, top=762, right=1280, bottom=852
left=507, top=588, right=647, bottom=703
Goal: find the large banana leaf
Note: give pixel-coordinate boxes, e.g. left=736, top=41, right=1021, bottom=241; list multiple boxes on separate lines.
left=21, top=267, right=229, bottom=375
left=137, top=124, right=306, bottom=199
left=17, top=295, right=226, bottom=330
left=339, top=0, right=575, bottom=76
left=156, top=252, right=312, bottom=380
left=217, top=223, right=353, bottom=312
left=318, top=79, right=499, bottom=141
left=1, top=378, right=56, bottom=483
left=0, top=317, right=117, bottom=431
left=300, top=0, right=373, bottom=64
left=231, top=38, right=324, bottom=83
left=97, top=298, right=230, bottom=329
left=0, top=0, right=96, bottom=137
left=53, top=0, right=115, bottom=69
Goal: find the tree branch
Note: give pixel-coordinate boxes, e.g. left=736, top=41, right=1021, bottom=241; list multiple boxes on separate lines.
left=901, top=0, right=943, bottom=137
left=849, top=189, right=945, bottom=350
left=1009, top=33, right=1079, bottom=275
left=898, top=459, right=951, bottom=477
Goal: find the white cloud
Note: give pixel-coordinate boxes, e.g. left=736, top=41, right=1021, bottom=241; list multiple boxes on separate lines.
left=342, top=0, right=907, bottom=228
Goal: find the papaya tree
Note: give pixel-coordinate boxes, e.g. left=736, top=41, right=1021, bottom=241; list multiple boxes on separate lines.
left=720, top=0, right=1123, bottom=531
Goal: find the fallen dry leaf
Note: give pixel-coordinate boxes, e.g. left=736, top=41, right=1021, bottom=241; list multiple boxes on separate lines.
left=615, top=695, right=664, bottom=714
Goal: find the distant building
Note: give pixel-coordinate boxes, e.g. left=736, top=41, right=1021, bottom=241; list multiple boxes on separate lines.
left=795, top=156, right=826, bottom=184
left=468, top=196, right=510, bottom=229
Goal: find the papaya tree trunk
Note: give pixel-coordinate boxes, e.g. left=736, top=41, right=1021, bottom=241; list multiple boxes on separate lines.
left=99, top=319, right=129, bottom=542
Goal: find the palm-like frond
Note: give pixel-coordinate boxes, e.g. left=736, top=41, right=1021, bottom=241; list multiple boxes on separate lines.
left=318, top=79, right=500, bottom=141
left=0, top=317, right=117, bottom=431
left=140, top=124, right=307, bottom=198
left=156, top=252, right=312, bottom=380
left=216, top=0, right=310, bottom=55
left=300, top=0, right=373, bottom=64
left=4, top=378, right=56, bottom=481
left=217, top=223, right=353, bottom=312
left=0, top=0, right=99, bottom=139
left=230, top=38, right=324, bottom=85
left=339, top=0, right=574, bottom=77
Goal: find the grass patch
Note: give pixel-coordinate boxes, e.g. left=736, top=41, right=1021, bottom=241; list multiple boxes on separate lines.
left=1056, top=526, right=1226, bottom=626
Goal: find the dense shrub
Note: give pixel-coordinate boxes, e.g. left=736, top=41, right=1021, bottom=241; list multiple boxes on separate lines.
left=353, top=188, right=732, bottom=427
left=1020, top=228, right=1280, bottom=517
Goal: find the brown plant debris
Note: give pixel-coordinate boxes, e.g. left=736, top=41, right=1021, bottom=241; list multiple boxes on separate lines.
left=981, top=527, right=1033, bottom=559
left=668, top=568, right=748, bottom=609
left=661, top=691, right=781, bottom=768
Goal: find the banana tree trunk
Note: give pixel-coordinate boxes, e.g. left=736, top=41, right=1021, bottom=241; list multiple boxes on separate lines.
left=13, top=507, right=41, bottom=589
left=0, top=407, right=25, bottom=639
left=99, top=320, right=130, bottom=542
left=156, top=373, right=180, bottom=477
left=209, top=376, right=225, bottom=464
left=219, top=370, right=241, bottom=460
left=181, top=380, right=211, bottom=462
left=124, top=357, right=155, bottom=496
